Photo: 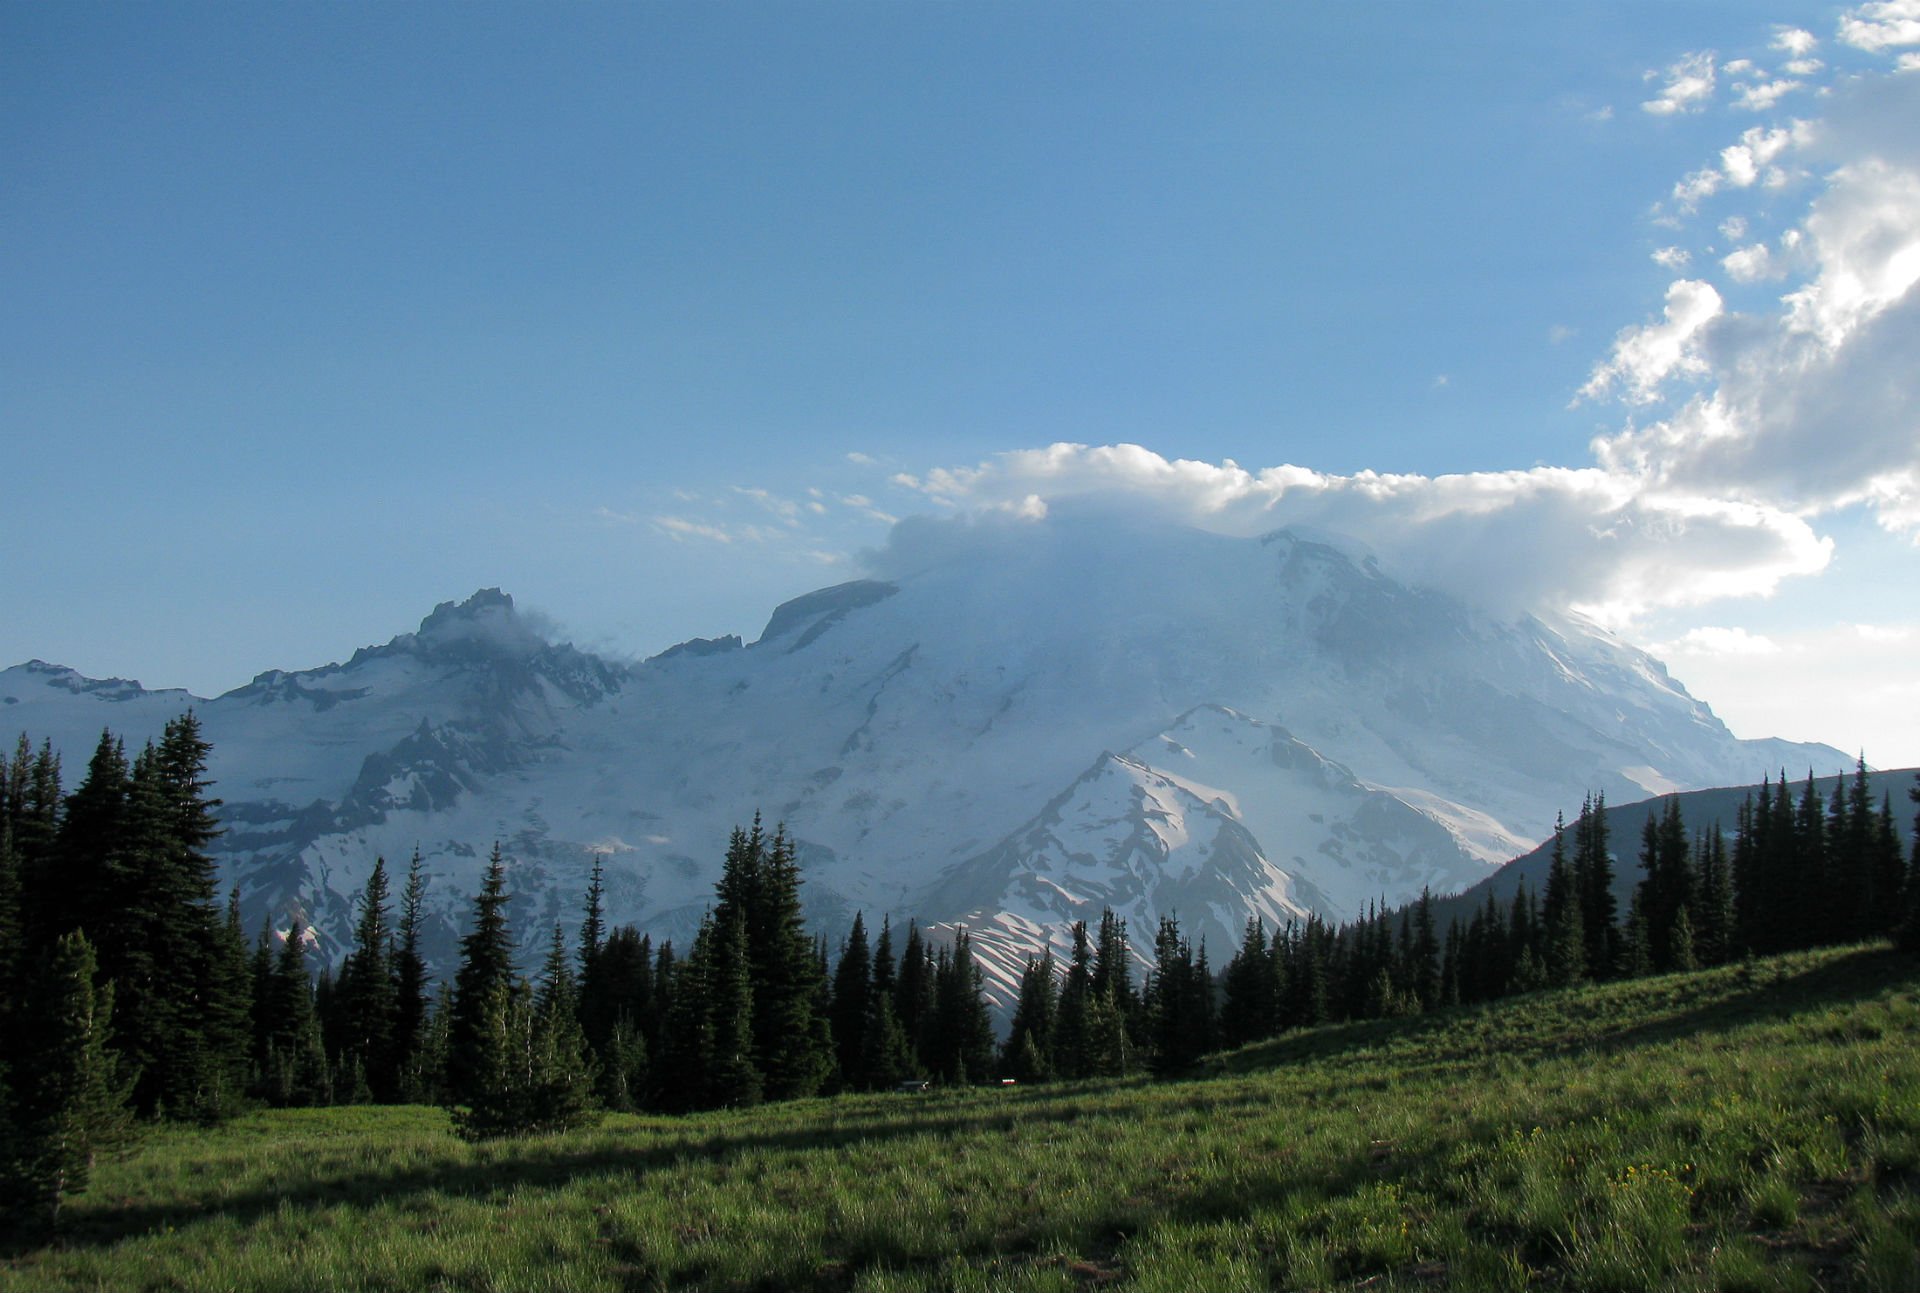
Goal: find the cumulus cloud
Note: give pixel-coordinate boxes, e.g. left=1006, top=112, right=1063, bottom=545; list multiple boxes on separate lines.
left=1773, top=26, right=1819, bottom=58
left=1643, top=51, right=1719, bottom=115
left=1839, top=1, right=1920, bottom=52
left=1734, top=78, right=1802, bottom=111
left=1722, top=243, right=1779, bottom=281
left=1578, top=279, right=1724, bottom=403
left=1653, top=246, right=1693, bottom=269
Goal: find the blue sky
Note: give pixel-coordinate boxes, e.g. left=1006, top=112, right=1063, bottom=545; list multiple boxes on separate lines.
left=4, top=2, right=1918, bottom=764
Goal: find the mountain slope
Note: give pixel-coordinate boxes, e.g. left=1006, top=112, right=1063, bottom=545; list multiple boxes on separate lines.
left=0, top=517, right=1852, bottom=997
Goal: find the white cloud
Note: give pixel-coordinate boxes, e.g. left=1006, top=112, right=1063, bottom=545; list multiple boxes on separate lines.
left=1657, top=626, right=1783, bottom=656
left=845, top=451, right=876, bottom=465
left=1839, top=1, right=1920, bottom=53
left=883, top=443, right=1831, bottom=625
left=1773, top=26, right=1819, bottom=58
left=1652, top=246, right=1693, bottom=269
left=1734, top=78, right=1803, bottom=111
left=1722, top=243, right=1779, bottom=282
left=1674, top=167, right=1723, bottom=209
left=1548, top=323, right=1576, bottom=344
left=1643, top=51, right=1719, bottom=115
left=1639, top=618, right=1920, bottom=763
left=654, top=516, right=736, bottom=544
left=1721, top=125, right=1805, bottom=187
left=1784, top=58, right=1826, bottom=76
left=1578, top=279, right=1724, bottom=403
left=1721, top=216, right=1750, bottom=240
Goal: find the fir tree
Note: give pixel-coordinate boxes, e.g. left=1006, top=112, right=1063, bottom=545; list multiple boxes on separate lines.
left=929, top=928, right=997, bottom=1085
left=447, top=845, right=516, bottom=1107
left=829, top=913, right=872, bottom=1090
left=1051, top=921, right=1094, bottom=1079
left=1001, top=951, right=1057, bottom=1082
left=390, top=850, right=433, bottom=1102
left=1218, top=917, right=1276, bottom=1048
left=335, top=857, right=398, bottom=1100
left=1, top=931, right=132, bottom=1228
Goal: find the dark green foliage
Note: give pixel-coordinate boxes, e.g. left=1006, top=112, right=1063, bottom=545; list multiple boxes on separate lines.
left=1145, top=914, right=1214, bottom=1075
left=1000, top=951, right=1057, bottom=1082
left=0, top=930, right=133, bottom=1228
left=1219, top=918, right=1276, bottom=1047
left=927, top=929, right=996, bottom=1084
left=333, top=857, right=398, bottom=1101
left=258, top=921, right=330, bottom=1107
left=447, top=845, right=515, bottom=1107
left=828, top=913, right=871, bottom=1090
left=390, top=850, right=433, bottom=1103
left=1050, top=920, right=1094, bottom=1078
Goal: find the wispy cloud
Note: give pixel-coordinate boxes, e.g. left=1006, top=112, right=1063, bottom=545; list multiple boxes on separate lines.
left=1643, top=51, right=1718, bottom=115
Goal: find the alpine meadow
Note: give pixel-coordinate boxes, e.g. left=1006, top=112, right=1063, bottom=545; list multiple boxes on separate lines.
left=6, top=1, right=1920, bottom=1290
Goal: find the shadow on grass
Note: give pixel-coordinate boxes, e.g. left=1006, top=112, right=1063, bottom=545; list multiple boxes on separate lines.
left=18, top=947, right=1915, bottom=1267
left=1215, top=944, right=1916, bottom=1085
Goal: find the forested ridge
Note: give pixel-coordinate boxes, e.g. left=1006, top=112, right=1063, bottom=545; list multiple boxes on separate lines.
left=3, top=721, right=1917, bottom=1233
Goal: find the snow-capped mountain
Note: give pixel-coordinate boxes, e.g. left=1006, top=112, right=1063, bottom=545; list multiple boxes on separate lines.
left=0, top=517, right=1849, bottom=1000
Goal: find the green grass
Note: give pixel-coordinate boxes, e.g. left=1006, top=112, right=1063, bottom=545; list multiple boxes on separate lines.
left=6, top=944, right=1920, bottom=1291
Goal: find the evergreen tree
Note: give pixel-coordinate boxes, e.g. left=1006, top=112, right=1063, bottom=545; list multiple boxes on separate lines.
left=1542, top=812, right=1584, bottom=986
left=1001, top=951, right=1057, bottom=1082
left=1695, top=826, right=1735, bottom=966
left=1869, top=794, right=1906, bottom=938
left=1411, top=887, right=1441, bottom=1010
left=1050, top=921, right=1093, bottom=1079
left=895, top=921, right=936, bottom=1072
left=1, top=931, right=132, bottom=1227
left=829, top=913, right=872, bottom=1090
left=335, top=857, right=398, bottom=1100
left=260, top=921, right=329, bottom=1107
left=391, top=850, right=433, bottom=1102
left=447, top=845, right=516, bottom=1107
left=1573, top=793, right=1616, bottom=978
left=1219, top=918, right=1277, bottom=1047
left=928, top=929, right=996, bottom=1084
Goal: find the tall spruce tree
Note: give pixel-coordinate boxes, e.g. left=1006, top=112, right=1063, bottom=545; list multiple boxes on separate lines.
left=829, top=913, right=872, bottom=1091
left=1, top=931, right=132, bottom=1228
left=1001, top=951, right=1058, bottom=1082
left=390, top=850, right=432, bottom=1102
left=448, top=845, right=516, bottom=1107
left=335, top=857, right=398, bottom=1100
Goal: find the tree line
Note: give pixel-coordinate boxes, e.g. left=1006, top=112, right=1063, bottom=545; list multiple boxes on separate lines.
left=1206, top=763, right=1920, bottom=1051
left=4, top=718, right=1917, bottom=1228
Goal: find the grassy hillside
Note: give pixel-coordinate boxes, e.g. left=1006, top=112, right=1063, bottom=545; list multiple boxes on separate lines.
left=6, top=944, right=1918, bottom=1292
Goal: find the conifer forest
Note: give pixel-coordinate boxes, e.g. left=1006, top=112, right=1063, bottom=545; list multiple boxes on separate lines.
left=2, top=718, right=1918, bottom=1249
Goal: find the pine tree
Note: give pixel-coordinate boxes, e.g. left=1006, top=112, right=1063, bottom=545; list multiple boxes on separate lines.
left=829, top=913, right=872, bottom=1090
left=895, top=921, right=936, bottom=1072
left=1051, top=921, right=1093, bottom=1079
left=390, top=850, right=432, bottom=1102
left=746, top=826, right=832, bottom=1100
left=261, top=921, right=329, bottom=1107
left=929, top=928, right=996, bottom=1085
left=1001, top=951, right=1058, bottom=1082
left=335, top=857, right=398, bottom=1100
left=1219, top=917, right=1275, bottom=1047
left=1868, top=794, right=1906, bottom=938
left=1695, top=826, right=1735, bottom=966
left=447, top=845, right=516, bottom=1107
left=1573, top=793, right=1617, bottom=978
left=2, top=931, right=133, bottom=1228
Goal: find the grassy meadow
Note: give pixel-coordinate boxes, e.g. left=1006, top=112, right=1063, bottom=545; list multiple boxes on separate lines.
left=5, top=943, right=1918, bottom=1292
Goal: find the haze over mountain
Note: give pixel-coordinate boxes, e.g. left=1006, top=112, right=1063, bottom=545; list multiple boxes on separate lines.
left=1, top=513, right=1850, bottom=1002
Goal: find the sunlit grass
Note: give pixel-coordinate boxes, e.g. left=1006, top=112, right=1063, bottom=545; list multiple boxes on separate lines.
left=5, top=944, right=1917, bottom=1290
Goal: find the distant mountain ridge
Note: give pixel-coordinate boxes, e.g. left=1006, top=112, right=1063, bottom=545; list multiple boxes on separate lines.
left=0, top=517, right=1852, bottom=1002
